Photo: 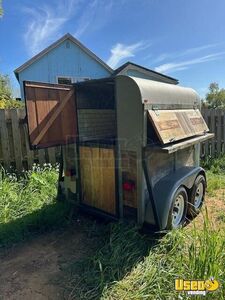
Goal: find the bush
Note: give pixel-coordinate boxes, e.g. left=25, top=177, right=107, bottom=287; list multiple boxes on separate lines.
left=0, top=99, right=24, bottom=109
left=201, top=155, right=225, bottom=174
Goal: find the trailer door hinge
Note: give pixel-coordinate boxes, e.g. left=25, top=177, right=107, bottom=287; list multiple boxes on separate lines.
left=152, top=106, right=160, bottom=116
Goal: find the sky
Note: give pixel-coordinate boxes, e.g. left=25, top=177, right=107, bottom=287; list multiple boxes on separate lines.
left=1, top=0, right=225, bottom=97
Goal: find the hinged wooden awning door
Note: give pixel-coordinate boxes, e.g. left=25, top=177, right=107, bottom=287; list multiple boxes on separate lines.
left=148, top=109, right=209, bottom=144
left=24, top=81, right=77, bottom=149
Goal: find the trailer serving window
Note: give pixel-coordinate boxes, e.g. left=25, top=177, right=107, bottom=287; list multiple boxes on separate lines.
left=148, top=109, right=209, bottom=144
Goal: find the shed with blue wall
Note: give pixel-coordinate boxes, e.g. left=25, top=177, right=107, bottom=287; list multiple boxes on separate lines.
left=14, top=33, right=113, bottom=99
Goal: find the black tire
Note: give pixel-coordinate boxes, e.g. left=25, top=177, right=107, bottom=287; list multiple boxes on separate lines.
left=166, top=186, right=188, bottom=230
left=188, top=175, right=206, bottom=217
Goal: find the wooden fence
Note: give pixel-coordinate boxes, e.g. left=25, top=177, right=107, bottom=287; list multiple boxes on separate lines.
left=0, top=109, right=60, bottom=171
left=0, top=108, right=224, bottom=171
left=201, top=108, right=225, bottom=158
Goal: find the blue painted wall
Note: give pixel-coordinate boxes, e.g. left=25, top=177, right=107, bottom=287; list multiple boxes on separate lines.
left=18, top=39, right=111, bottom=99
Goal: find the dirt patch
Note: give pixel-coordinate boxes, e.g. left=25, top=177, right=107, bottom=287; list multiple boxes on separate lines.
left=0, top=217, right=101, bottom=300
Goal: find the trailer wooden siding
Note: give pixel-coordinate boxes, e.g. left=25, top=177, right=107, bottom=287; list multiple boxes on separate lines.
left=79, top=146, right=116, bottom=215
left=0, top=109, right=60, bottom=170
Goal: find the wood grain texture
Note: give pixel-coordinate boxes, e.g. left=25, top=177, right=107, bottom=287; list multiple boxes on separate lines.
left=79, top=146, right=116, bottom=214
left=0, top=109, right=60, bottom=171
left=152, top=133, right=214, bottom=154
left=24, top=81, right=77, bottom=149
left=148, top=109, right=209, bottom=144
left=11, top=110, right=23, bottom=170
left=0, top=110, right=11, bottom=169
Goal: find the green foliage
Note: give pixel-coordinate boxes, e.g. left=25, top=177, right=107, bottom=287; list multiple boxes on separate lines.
left=65, top=223, right=154, bottom=299
left=205, top=82, right=225, bottom=108
left=201, top=155, right=225, bottom=174
left=0, top=0, right=3, bottom=17
left=201, top=155, right=225, bottom=195
left=0, top=74, right=24, bottom=108
left=0, top=74, right=12, bottom=101
left=0, top=164, right=71, bottom=246
left=64, top=156, right=225, bottom=300
left=0, top=98, right=24, bottom=109
left=65, top=214, right=225, bottom=300
left=101, top=215, right=225, bottom=300
left=206, top=172, right=225, bottom=196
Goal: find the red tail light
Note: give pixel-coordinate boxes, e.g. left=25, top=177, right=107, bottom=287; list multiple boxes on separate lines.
left=65, top=170, right=72, bottom=177
left=64, top=169, right=76, bottom=177
left=123, top=181, right=135, bottom=191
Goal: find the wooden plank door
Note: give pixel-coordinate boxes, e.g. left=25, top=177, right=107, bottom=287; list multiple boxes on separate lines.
left=24, top=81, right=77, bottom=149
left=79, top=146, right=116, bottom=215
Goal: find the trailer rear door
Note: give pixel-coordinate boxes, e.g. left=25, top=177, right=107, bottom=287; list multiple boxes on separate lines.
left=24, top=81, right=77, bottom=149
left=79, top=145, right=117, bottom=216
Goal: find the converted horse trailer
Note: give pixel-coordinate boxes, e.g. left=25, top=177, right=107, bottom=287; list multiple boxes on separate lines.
left=24, top=76, right=213, bottom=230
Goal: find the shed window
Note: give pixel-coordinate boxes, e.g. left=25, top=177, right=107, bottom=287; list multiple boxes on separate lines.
left=57, top=77, right=90, bottom=84
left=57, top=77, right=72, bottom=85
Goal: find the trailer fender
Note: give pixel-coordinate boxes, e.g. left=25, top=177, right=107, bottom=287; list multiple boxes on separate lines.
left=150, top=166, right=205, bottom=230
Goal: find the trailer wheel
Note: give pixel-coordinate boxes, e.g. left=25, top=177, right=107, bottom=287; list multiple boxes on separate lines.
left=188, top=175, right=206, bottom=217
left=167, top=187, right=188, bottom=229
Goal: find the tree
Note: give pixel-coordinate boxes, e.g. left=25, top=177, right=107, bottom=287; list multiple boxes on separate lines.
left=0, top=74, right=13, bottom=101
left=205, top=82, right=225, bottom=108
left=0, top=0, right=3, bottom=16
left=0, top=74, right=24, bottom=109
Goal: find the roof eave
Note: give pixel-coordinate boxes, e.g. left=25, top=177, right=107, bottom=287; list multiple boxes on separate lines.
left=113, top=61, right=179, bottom=84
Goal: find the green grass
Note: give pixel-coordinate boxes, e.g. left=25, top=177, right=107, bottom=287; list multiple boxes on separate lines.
left=0, top=157, right=224, bottom=298
left=65, top=212, right=225, bottom=300
left=201, top=155, right=225, bottom=196
left=102, top=213, right=224, bottom=300
left=64, top=156, right=225, bottom=300
left=0, top=164, right=71, bottom=246
left=201, top=154, right=225, bottom=174
left=206, top=171, right=225, bottom=196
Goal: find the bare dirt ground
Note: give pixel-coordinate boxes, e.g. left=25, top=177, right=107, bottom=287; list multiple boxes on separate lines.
left=0, top=195, right=224, bottom=300
left=0, top=217, right=100, bottom=300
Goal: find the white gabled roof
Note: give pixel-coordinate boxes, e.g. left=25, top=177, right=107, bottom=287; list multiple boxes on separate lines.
left=14, top=33, right=113, bottom=80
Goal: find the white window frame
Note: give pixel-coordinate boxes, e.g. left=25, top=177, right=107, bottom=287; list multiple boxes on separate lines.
left=56, top=76, right=91, bottom=84
left=56, top=76, right=73, bottom=84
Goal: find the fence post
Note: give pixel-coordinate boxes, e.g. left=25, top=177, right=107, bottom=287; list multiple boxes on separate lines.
left=0, top=110, right=11, bottom=169
left=217, top=109, right=222, bottom=155
left=11, top=109, right=23, bottom=170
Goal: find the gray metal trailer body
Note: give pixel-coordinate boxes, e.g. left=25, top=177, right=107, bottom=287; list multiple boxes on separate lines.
left=24, top=76, right=213, bottom=230
left=114, top=76, right=212, bottom=229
